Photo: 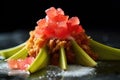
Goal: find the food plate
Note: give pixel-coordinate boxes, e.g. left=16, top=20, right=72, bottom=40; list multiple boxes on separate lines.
left=0, top=29, right=120, bottom=80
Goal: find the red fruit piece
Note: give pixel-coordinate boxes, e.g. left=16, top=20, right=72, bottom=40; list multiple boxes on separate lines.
left=57, top=8, right=64, bottom=15
left=68, top=17, right=80, bottom=25
left=8, top=57, right=34, bottom=70
left=34, top=7, right=83, bottom=39
left=53, top=14, right=69, bottom=22
left=45, top=7, right=57, bottom=20
left=8, top=59, right=18, bottom=69
left=37, top=19, right=48, bottom=28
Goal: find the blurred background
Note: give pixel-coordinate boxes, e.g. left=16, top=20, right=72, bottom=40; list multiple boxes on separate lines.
left=2, top=0, right=120, bottom=32
left=1, top=0, right=120, bottom=49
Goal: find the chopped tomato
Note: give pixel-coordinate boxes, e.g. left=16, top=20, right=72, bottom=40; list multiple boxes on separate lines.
left=45, top=7, right=57, bottom=20
left=44, top=26, right=55, bottom=38
left=67, top=17, right=80, bottom=25
left=37, top=19, right=48, bottom=28
left=57, top=8, right=64, bottom=15
left=8, top=59, right=18, bottom=69
left=76, top=25, right=84, bottom=34
left=53, top=14, right=69, bottom=22
left=34, top=7, right=84, bottom=39
left=17, top=59, right=28, bottom=70
left=54, top=27, right=69, bottom=39
left=8, top=57, right=34, bottom=70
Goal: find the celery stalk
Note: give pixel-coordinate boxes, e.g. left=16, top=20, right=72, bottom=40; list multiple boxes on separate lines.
left=0, top=43, right=25, bottom=58
left=89, top=39, right=120, bottom=60
left=27, top=46, right=49, bottom=73
left=59, top=46, right=67, bottom=70
left=71, top=39, right=97, bottom=67
left=7, top=46, right=28, bottom=60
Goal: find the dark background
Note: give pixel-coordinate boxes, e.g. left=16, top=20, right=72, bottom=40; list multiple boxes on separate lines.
left=1, top=1, right=120, bottom=80
left=2, top=0, right=120, bottom=32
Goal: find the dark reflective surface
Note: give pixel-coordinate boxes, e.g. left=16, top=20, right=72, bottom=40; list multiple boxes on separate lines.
left=0, top=30, right=29, bottom=49
left=0, top=29, right=120, bottom=80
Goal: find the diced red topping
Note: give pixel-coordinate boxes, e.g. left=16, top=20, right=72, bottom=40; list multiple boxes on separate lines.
left=35, top=7, right=84, bottom=39
left=67, top=17, right=80, bottom=25
left=7, top=57, right=34, bottom=70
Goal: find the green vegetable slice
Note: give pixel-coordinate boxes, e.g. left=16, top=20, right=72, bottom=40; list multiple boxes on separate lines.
left=27, top=46, right=49, bottom=73
left=71, top=39, right=97, bottom=67
left=90, top=39, right=120, bottom=60
left=0, top=43, right=25, bottom=58
left=7, top=46, right=28, bottom=60
left=59, top=46, right=67, bottom=70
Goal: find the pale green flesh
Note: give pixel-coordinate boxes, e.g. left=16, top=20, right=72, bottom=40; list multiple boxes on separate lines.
left=27, top=46, right=49, bottom=73
left=7, top=46, right=28, bottom=60
left=59, top=46, right=67, bottom=70
left=0, top=43, right=25, bottom=58
left=71, top=39, right=97, bottom=67
left=90, top=39, right=120, bottom=60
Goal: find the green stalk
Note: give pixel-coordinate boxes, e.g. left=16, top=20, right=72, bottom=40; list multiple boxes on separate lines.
left=71, top=39, right=97, bottom=67
left=7, top=46, right=28, bottom=60
left=59, top=46, right=67, bottom=70
left=0, top=43, right=25, bottom=58
left=27, top=46, right=49, bottom=73
left=89, top=39, right=120, bottom=60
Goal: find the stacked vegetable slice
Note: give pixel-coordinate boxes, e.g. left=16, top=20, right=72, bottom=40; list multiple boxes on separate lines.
left=90, top=39, right=120, bottom=60
left=0, top=43, right=26, bottom=59
left=0, top=7, right=120, bottom=74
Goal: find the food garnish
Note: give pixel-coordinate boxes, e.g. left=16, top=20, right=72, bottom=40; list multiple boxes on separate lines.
left=0, top=7, right=120, bottom=74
